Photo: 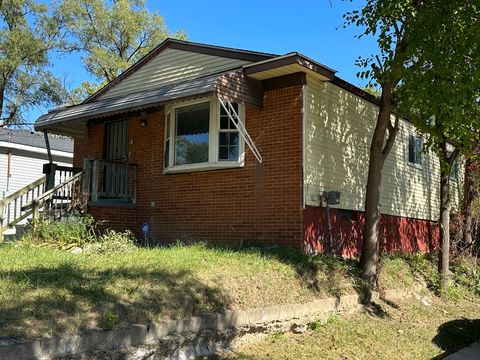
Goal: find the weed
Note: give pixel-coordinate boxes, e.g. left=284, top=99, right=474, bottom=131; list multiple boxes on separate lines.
left=84, top=230, right=137, bottom=254
left=309, top=320, right=324, bottom=330
left=103, top=312, right=119, bottom=330
left=22, top=215, right=96, bottom=249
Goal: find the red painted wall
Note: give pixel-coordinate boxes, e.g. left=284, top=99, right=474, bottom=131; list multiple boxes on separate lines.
left=303, top=206, right=439, bottom=257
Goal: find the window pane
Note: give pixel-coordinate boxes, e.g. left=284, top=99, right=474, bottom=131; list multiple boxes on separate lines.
left=219, top=132, right=229, bottom=146
left=175, top=102, right=210, bottom=165
left=408, top=136, right=415, bottom=163
left=415, top=138, right=423, bottom=164
left=219, top=146, right=229, bottom=160
left=220, top=103, right=238, bottom=130
left=164, top=140, right=170, bottom=168
left=229, top=144, right=239, bottom=160
left=218, top=133, right=239, bottom=161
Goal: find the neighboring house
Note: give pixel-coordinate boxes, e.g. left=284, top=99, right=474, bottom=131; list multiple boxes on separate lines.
left=34, top=39, right=463, bottom=256
left=0, top=129, right=73, bottom=199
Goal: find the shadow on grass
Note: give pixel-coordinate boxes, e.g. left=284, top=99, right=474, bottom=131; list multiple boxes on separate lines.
left=431, top=318, right=480, bottom=359
left=0, top=262, right=230, bottom=340
left=219, top=244, right=376, bottom=308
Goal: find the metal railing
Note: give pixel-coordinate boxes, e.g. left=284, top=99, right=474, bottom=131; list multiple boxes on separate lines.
left=83, top=159, right=137, bottom=204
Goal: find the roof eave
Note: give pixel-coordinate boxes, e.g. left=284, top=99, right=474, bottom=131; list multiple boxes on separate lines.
left=243, top=53, right=337, bottom=81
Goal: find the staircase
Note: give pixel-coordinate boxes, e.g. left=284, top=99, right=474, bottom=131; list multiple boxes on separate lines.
left=0, top=165, right=84, bottom=242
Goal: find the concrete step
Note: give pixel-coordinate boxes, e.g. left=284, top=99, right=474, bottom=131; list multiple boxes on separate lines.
left=2, top=223, right=27, bottom=243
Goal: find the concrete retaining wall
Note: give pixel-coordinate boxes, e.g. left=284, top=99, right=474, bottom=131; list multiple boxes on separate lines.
left=0, top=285, right=424, bottom=360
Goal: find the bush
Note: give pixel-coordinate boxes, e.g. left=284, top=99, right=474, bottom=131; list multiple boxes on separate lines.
left=23, top=215, right=96, bottom=249
left=451, top=256, right=480, bottom=295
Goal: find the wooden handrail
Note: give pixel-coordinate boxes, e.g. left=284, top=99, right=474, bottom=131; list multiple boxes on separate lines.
left=21, top=172, right=83, bottom=211
left=0, top=176, right=46, bottom=206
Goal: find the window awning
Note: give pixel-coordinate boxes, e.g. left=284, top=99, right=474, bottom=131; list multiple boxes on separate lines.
left=35, top=70, right=262, bottom=137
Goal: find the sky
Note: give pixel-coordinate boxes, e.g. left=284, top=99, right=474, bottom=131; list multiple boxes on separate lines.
left=31, top=0, right=377, bottom=122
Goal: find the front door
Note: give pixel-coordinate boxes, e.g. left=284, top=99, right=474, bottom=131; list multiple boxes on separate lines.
left=104, top=120, right=128, bottom=197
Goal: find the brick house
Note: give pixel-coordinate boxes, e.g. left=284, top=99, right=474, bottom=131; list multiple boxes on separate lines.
left=35, top=39, right=462, bottom=256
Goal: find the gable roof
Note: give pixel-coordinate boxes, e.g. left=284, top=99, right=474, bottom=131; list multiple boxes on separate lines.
left=34, top=39, right=380, bottom=138
left=86, top=38, right=276, bottom=102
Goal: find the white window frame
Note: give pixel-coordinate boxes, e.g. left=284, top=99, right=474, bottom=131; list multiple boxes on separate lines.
left=407, top=133, right=424, bottom=169
left=164, top=97, right=245, bottom=174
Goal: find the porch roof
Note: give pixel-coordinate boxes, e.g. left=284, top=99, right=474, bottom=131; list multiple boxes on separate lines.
left=35, top=70, right=261, bottom=137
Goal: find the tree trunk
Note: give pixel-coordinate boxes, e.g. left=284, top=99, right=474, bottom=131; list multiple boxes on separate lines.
left=359, top=86, right=396, bottom=286
left=438, top=137, right=458, bottom=282
left=438, top=165, right=451, bottom=277
left=359, top=149, right=383, bottom=284
left=463, top=157, right=474, bottom=251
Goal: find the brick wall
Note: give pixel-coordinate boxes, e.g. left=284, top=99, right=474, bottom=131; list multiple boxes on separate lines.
left=73, top=86, right=305, bottom=247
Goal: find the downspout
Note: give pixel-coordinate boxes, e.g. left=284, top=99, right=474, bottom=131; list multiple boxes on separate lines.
left=6, top=150, right=11, bottom=192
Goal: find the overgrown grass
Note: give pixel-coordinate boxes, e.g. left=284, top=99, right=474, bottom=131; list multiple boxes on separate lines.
left=22, top=216, right=137, bottom=254
left=0, top=240, right=478, bottom=341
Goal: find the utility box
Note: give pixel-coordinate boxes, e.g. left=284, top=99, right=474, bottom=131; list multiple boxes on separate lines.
left=322, top=191, right=341, bottom=205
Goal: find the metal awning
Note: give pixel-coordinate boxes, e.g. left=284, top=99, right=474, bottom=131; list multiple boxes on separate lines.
left=35, top=73, right=219, bottom=137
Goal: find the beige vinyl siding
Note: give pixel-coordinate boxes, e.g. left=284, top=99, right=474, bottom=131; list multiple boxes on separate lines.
left=304, top=76, right=463, bottom=221
left=98, top=49, right=252, bottom=100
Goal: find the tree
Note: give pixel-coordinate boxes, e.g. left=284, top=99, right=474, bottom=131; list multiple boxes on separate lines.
left=396, top=1, right=480, bottom=280
left=345, top=0, right=480, bottom=285
left=59, top=0, right=187, bottom=101
left=0, top=0, right=68, bottom=127
left=343, top=1, right=418, bottom=285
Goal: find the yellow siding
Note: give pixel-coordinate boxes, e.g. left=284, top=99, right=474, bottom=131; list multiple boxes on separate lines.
left=98, top=49, right=251, bottom=100
left=305, top=76, right=463, bottom=221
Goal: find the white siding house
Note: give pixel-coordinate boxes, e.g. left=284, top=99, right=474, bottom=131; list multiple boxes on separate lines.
left=0, top=129, right=73, bottom=199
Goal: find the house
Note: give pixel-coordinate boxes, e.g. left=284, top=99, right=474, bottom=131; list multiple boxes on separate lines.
left=0, top=129, right=73, bottom=199
left=33, top=39, right=463, bottom=256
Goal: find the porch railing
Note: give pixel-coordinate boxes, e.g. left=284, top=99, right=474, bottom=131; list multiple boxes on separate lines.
left=0, top=176, right=46, bottom=237
left=83, top=159, right=137, bottom=204
left=21, top=171, right=84, bottom=222
left=0, top=165, right=83, bottom=241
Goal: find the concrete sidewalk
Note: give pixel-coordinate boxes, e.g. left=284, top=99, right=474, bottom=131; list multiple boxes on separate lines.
left=444, top=342, right=480, bottom=360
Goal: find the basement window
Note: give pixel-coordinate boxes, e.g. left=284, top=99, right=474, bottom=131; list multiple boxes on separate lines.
left=408, top=134, right=423, bottom=167
left=164, top=98, right=245, bottom=173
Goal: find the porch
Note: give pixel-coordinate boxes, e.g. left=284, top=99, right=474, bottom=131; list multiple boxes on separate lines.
left=82, top=159, right=137, bottom=207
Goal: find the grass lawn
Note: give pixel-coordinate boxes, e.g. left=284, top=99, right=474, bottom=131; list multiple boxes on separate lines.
left=224, top=296, right=480, bottom=359
left=0, top=243, right=370, bottom=339
left=0, top=240, right=478, bottom=358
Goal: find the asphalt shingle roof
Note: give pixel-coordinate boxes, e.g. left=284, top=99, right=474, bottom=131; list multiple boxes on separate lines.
left=0, top=128, right=73, bottom=153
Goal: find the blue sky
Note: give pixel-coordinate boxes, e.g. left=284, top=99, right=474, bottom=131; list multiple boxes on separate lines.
left=32, top=0, right=376, bottom=122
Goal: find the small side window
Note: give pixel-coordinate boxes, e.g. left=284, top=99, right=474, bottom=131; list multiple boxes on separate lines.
left=408, top=134, right=423, bottom=166
left=218, top=103, right=240, bottom=161
left=450, top=159, right=460, bottom=181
